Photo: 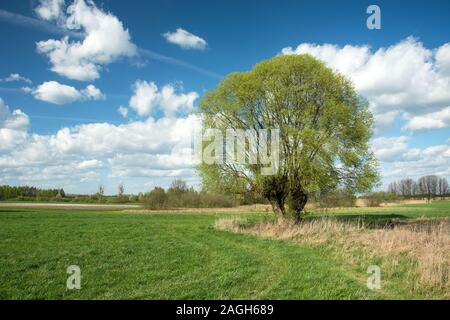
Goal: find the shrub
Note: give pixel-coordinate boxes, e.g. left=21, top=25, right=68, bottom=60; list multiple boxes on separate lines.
left=143, top=187, right=168, bottom=209
left=316, top=190, right=356, bottom=208
left=199, top=192, right=236, bottom=208
left=364, top=191, right=398, bottom=207
left=141, top=184, right=237, bottom=209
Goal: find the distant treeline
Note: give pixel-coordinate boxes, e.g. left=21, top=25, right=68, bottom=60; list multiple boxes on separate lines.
left=0, top=185, right=65, bottom=201
left=3, top=175, right=447, bottom=209
left=387, top=175, right=449, bottom=200
left=141, top=179, right=265, bottom=209
left=0, top=180, right=263, bottom=208
left=310, top=175, right=450, bottom=209
left=0, top=184, right=137, bottom=203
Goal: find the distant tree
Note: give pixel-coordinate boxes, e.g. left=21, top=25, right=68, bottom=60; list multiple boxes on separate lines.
left=144, top=187, right=168, bottom=209
left=387, top=181, right=398, bottom=195
left=118, top=183, right=125, bottom=198
left=412, top=182, right=420, bottom=197
left=97, top=185, right=105, bottom=200
left=438, top=177, right=449, bottom=199
left=398, top=178, right=415, bottom=198
left=418, top=175, right=438, bottom=202
left=168, top=179, right=188, bottom=194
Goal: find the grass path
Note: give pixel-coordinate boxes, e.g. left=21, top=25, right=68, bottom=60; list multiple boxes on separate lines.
left=0, top=209, right=381, bottom=299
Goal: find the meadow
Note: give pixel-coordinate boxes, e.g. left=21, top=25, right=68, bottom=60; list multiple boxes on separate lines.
left=0, top=201, right=449, bottom=299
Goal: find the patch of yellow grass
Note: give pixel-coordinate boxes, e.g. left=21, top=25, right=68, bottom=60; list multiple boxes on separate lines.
left=356, top=220, right=450, bottom=291
left=215, top=216, right=450, bottom=297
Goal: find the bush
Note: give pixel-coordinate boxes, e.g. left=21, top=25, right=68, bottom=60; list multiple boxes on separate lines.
left=364, top=191, right=398, bottom=207
left=198, top=192, right=236, bottom=208
left=316, top=190, right=356, bottom=208
left=141, top=183, right=238, bottom=209
left=143, top=187, right=169, bottom=209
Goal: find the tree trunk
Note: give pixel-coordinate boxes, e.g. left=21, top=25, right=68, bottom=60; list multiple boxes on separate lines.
left=270, top=200, right=285, bottom=222
left=287, top=179, right=308, bottom=222
left=262, top=175, right=288, bottom=222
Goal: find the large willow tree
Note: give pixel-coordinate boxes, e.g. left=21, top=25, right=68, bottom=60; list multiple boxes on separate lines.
left=199, top=54, right=378, bottom=221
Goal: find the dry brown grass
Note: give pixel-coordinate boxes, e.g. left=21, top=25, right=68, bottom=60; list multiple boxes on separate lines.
left=356, top=219, right=450, bottom=291
left=215, top=216, right=450, bottom=297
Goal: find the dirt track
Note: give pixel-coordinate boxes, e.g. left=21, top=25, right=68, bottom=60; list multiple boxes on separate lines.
left=0, top=202, right=141, bottom=210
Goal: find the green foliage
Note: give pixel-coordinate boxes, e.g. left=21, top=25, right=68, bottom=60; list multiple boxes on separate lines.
left=198, top=163, right=249, bottom=195
left=199, top=54, right=379, bottom=219
left=0, top=185, right=63, bottom=201
left=0, top=184, right=142, bottom=204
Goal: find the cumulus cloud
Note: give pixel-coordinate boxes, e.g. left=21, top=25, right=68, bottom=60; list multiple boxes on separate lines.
left=129, top=80, right=198, bottom=117
left=372, top=136, right=410, bottom=162
left=163, top=28, right=207, bottom=50
left=76, top=159, right=103, bottom=170
left=0, top=98, right=29, bottom=151
left=0, top=112, right=200, bottom=191
left=436, top=43, right=450, bottom=76
left=117, top=105, right=128, bottom=118
left=282, top=37, right=450, bottom=132
left=371, top=135, right=450, bottom=188
left=381, top=144, right=450, bottom=180
left=81, top=84, right=105, bottom=100
left=31, top=81, right=104, bottom=104
left=403, top=106, right=450, bottom=131
left=2, top=73, right=32, bottom=84
left=36, top=0, right=137, bottom=81
left=35, top=0, right=65, bottom=22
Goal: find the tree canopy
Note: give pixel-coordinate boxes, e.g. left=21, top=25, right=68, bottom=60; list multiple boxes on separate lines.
left=199, top=54, right=379, bottom=220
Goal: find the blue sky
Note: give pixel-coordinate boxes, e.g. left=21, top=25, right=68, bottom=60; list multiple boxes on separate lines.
left=0, top=0, right=449, bottom=194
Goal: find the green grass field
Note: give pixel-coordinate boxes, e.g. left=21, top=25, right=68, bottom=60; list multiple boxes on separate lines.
left=0, top=201, right=449, bottom=299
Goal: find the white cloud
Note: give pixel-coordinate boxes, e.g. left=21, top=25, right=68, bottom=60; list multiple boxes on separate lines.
left=403, top=106, right=450, bottom=131
left=372, top=136, right=409, bottom=162
left=436, top=43, right=450, bottom=76
left=82, top=84, right=105, bottom=100
left=282, top=37, right=450, bottom=132
left=282, top=43, right=370, bottom=76
left=2, top=73, right=32, bottom=84
left=373, top=111, right=400, bottom=134
left=0, top=98, right=29, bottom=151
left=129, top=81, right=158, bottom=116
left=129, top=80, right=198, bottom=117
left=32, top=81, right=81, bottom=104
left=159, top=83, right=198, bottom=116
left=76, top=159, right=103, bottom=170
left=117, top=105, right=128, bottom=118
left=36, top=0, right=137, bottom=81
left=371, top=135, right=450, bottom=189
left=35, top=0, right=65, bottom=22
left=163, top=28, right=207, bottom=50
left=31, top=81, right=104, bottom=104
left=21, top=86, right=33, bottom=93
left=0, top=111, right=201, bottom=192
left=381, top=144, right=450, bottom=180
